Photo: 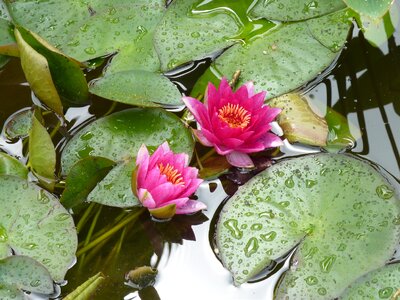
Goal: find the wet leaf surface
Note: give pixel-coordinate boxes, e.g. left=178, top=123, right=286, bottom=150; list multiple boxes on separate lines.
left=0, top=152, right=27, bottom=179
left=216, top=154, right=400, bottom=299
left=3, top=107, right=32, bottom=139
left=344, top=0, right=394, bottom=19
left=0, top=176, right=77, bottom=281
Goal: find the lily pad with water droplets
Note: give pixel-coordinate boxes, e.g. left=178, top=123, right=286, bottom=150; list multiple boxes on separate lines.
left=251, top=0, right=346, bottom=21
left=0, top=176, right=77, bottom=282
left=340, top=263, right=400, bottom=299
left=216, top=154, right=400, bottom=299
left=0, top=152, right=28, bottom=179
left=343, top=0, right=394, bottom=19
left=192, top=9, right=351, bottom=100
left=0, top=256, right=54, bottom=300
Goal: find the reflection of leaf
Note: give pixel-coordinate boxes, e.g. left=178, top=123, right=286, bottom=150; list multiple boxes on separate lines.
left=343, top=0, right=394, bottom=19
left=0, top=176, right=77, bottom=281
left=61, top=157, right=116, bottom=209
left=0, top=256, right=54, bottom=299
left=29, top=115, right=56, bottom=181
left=3, top=107, right=33, bottom=139
left=268, top=93, right=328, bottom=147
left=192, top=9, right=351, bottom=100
left=0, top=152, right=28, bottom=179
left=341, top=263, right=400, bottom=299
left=251, top=0, right=346, bottom=21
left=216, top=154, right=400, bottom=299
left=61, top=108, right=194, bottom=174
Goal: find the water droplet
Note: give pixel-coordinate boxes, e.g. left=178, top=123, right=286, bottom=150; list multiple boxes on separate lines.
left=260, top=231, right=276, bottom=242
left=81, top=131, right=94, bottom=141
left=285, top=176, right=294, bottom=188
left=55, top=213, right=70, bottom=221
left=84, top=47, right=96, bottom=55
left=0, top=225, right=8, bottom=242
left=305, top=276, right=318, bottom=286
left=353, top=202, right=362, bottom=210
left=30, top=279, right=41, bottom=287
left=318, top=287, right=327, bottom=296
left=191, top=31, right=200, bottom=38
left=304, top=247, right=318, bottom=259
left=320, top=255, right=336, bottom=273
left=223, top=219, right=243, bottom=239
left=258, top=211, right=275, bottom=218
left=23, top=243, right=38, bottom=250
left=306, top=179, right=317, bottom=188
left=37, top=189, right=50, bottom=204
left=279, top=201, right=290, bottom=207
left=244, top=237, right=259, bottom=257
left=376, top=185, right=394, bottom=200
left=378, top=287, right=393, bottom=298
left=251, top=223, right=263, bottom=231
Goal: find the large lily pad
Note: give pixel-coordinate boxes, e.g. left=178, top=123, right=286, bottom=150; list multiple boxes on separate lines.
left=251, top=0, right=346, bottom=21
left=0, top=256, right=54, bottom=300
left=0, top=152, right=28, bottom=179
left=0, top=176, right=77, bottom=281
left=216, top=154, right=400, bottom=299
left=343, top=0, right=394, bottom=19
left=340, top=263, right=400, bottom=299
left=192, top=9, right=351, bottom=100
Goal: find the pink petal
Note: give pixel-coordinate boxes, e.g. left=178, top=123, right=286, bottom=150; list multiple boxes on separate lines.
left=182, top=96, right=210, bottom=128
left=136, top=145, right=150, bottom=188
left=138, top=188, right=156, bottom=209
left=265, top=107, right=281, bottom=122
left=236, top=142, right=266, bottom=153
left=151, top=182, right=183, bottom=204
left=222, top=137, right=244, bottom=149
left=182, top=178, right=203, bottom=197
left=175, top=199, right=207, bottom=215
left=193, top=129, right=213, bottom=147
left=260, top=132, right=283, bottom=148
left=226, top=151, right=254, bottom=168
left=244, top=81, right=255, bottom=97
left=162, top=197, right=190, bottom=208
left=214, top=144, right=232, bottom=156
left=136, top=144, right=149, bottom=166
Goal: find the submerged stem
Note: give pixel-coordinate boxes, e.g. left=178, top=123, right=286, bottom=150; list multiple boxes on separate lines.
left=76, top=203, right=97, bottom=233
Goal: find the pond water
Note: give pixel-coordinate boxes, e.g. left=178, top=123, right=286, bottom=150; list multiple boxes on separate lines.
left=0, top=2, right=400, bottom=300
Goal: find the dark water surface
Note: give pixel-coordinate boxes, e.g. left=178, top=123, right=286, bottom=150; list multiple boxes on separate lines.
left=0, top=5, right=400, bottom=300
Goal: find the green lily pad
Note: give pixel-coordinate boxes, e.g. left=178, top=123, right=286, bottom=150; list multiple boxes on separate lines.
left=61, top=156, right=116, bottom=209
left=28, top=115, right=56, bottom=181
left=89, top=70, right=182, bottom=107
left=0, top=18, right=14, bottom=68
left=0, top=256, right=54, bottom=299
left=343, top=0, right=394, bottom=19
left=216, top=154, right=400, bottom=299
left=0, top=176, right=78, bottom=281
left=192, top=9, right=351, bottom=100
left=61, top=108, right=194, bottom=174
left=268, top=93, right=328, bottom=147
left=0, top=1, right=10, bottom=21
left=87, top=159, right=138, bottom=207
left=154, top=0, right=240, bottom=71
left=251, top=0, right=346, bottom=21
left=341, top=263, right=400, bottom=299
left=0, top=152, right=28, bottom=179
left=3, top=108, right=33, bottom=140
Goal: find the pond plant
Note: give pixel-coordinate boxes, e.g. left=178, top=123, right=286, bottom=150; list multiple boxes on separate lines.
left=0, top=0, right=399, bottom=299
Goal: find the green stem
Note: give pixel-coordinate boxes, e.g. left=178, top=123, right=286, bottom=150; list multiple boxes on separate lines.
left=194, top=148, right=203, bottom=170
left=77, top=209, right=144, bottom=256
left=104, top=102, right=117, bottom=117
left=84, top=210, right=126, bottom=244
left=49, top=121, right=61, bottom=138
left=76, top=203, right=97, bottom=233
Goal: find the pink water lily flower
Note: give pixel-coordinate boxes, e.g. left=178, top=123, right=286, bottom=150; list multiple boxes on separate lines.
left=132, top=142, right=206, bottom=219
left=182, top=78, right=282, bottom=168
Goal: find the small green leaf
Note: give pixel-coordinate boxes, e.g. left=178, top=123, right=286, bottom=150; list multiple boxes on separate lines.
left=0, top=152, right=28, bottom=179
left=268, top=93, right=328, bottom=147
left=61, top=108, right=194, bottom=174
left=343, top=0, right=394, bottom=19
left=61, top=156, right=116, bottom=209
left=28, top=115, right=56, bottom=181
left=199, top=155, right=230, bottom=180
left=251, top=0, right=346, bottom=21
left=216, top=154, right=400, bottom=299
left=0, top=256, right=54, bottom=299
left=87, top=159, right=139, bottom=207
left=89, top=70, right=182, bottom=107
left=341, top=263, right=400, bottom=299
left=3, top=107, right=33, bottom=139
left=0, top=176, right=78, bottom=281
left=64, top=272, right=105, bottom=300
left=14, top=28, right=63, bottom=115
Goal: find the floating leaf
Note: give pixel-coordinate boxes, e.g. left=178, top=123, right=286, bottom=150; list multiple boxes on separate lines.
left=268, top=93, right=328, bottom=147
left=0, top=256, right=54, bottom=299
left=343, top=0, right=394, bottom=19
left=61, top=108, right=194, bottom=174
left=61, top=156, right=116, bottom=209
left=216, top=154, right=400, bottom=299
left=28, top=115, right=56, bottom=181
left=64, top=272, right=105, bottom=300
left=193, top=9, right=351, bottom=100
left=251, top=0, right=346, bottom=21
left=87, top=159, right=138, bottom=207
left=14, top=28, right=63, bottom=115
left=3, top=107, right=33, bottom=139
left=0, top=176, right=77, bottom=281
left=154, top=0, right=240, bottom=71
left=341, top=263, right=400, bottom=299
left=199, top=155, right=230, bottom=180
left=16, top=26, right=88, bottom=108
left=0, top=152, right=28, bottom=179
left=89, top=71, right=182, bottom=107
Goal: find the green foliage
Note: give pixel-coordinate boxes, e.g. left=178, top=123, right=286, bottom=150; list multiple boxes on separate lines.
left=64, top=272, right=105, bottom=300
left=344, top=0, right=394, bottom=19
left=216, top=154, right=400, bottom=299
left=3, top=108, right=33, bottom=139
left=0, top=152, right=28, bottom=179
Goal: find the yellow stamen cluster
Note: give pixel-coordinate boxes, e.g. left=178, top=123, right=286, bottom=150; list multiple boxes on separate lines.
left=158, top=163, right=185, bottom=185
left=218, top=103, right=251, bottom=128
